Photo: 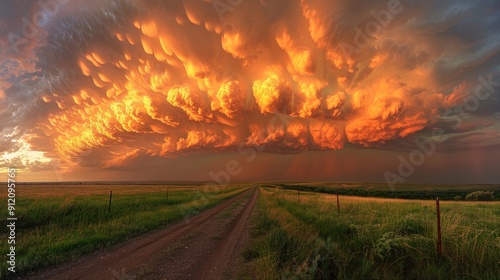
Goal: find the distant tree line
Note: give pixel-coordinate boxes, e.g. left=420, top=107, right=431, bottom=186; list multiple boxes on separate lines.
left=464, top=191, right=495, bottom=201
left=272, top=185, right=500, bottom=201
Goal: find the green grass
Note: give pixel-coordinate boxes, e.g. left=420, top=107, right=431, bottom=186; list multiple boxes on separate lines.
left=0, top=185, right=247, bottom=278
left=242, top=187, right=500, bottom=279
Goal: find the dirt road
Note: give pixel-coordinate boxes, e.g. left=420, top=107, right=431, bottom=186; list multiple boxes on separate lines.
left=28, top=187, right=259, bottom=280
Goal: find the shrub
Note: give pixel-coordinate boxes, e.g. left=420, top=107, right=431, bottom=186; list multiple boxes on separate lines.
left=465, top=191, right=495, bottom=201
left=395, top=215, right=426, bottom=235
left=305, top=238, right=340, bottom=280
left=328, top=221, right=358, bottom=239
left=453, top=195, right=462, bottom=200
left=374, top=232, right=433, bottom=266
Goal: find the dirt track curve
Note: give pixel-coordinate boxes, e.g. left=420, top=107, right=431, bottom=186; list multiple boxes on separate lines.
left=27, top=187, right=259, bottom=280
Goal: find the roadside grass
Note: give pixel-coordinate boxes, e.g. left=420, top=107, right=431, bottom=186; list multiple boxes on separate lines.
left=242, top=187, right=500, bottom=279
left=0, top=186, right=247, bottom=278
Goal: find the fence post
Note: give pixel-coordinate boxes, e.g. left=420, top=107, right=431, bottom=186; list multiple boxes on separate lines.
left=436, top=197, right=442, bottom=256
left=108, top=190, right=113, bottom=212
left=336, top=193, right=340, bottom=213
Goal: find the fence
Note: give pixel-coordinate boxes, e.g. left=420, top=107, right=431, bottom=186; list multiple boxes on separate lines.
left=264, top=185, right=499, bottom=256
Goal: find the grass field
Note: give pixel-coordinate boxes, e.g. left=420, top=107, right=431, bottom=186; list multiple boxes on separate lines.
left=1, top=183, right=498, bottom=279
left=0, top=184, right=248, bottom=278
left=274, top=183, right=500, bottom=200
left=242, top=187, right=500, bottom=279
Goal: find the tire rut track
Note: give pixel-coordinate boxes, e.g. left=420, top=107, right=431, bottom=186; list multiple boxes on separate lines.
left=28, top=187, right=258, bottom=280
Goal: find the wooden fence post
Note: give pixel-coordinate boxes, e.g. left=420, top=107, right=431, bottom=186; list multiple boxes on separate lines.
left=108, top=190, right=113, bottom=212
left=436, top=197, right=442, bottom=256
left=336, top=193, right=340, bottom=213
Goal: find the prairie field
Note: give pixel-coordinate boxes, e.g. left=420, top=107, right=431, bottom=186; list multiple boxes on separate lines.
left=242, top=187, right=500, bottom=280
left=0, top=184, right=247, bottom=278
left=1, top=183, right=498, bottom=279
left=274, top=183, right=500, bottom=201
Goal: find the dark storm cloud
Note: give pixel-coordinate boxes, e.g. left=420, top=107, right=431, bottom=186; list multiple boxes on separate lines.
left=0, top=0, right=498, bottom=181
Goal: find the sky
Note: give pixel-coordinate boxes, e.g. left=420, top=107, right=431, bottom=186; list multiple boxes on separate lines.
left=0, top=0, right=499, bottom=184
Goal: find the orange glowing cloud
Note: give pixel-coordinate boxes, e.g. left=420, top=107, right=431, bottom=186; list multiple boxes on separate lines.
left=2, top=0, right=494, bottom=172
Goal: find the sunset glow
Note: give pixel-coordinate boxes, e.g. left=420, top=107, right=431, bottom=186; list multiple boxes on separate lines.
left=0, top=0, right=499, bottom=183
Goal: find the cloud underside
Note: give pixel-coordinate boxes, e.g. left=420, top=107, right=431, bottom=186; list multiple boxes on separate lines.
left=0, top=0, right=499, bottom=170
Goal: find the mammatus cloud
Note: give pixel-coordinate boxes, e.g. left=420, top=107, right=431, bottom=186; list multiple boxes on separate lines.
left=0, top=0, right=499, bottom=173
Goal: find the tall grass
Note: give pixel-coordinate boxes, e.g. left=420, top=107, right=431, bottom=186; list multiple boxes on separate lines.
left=242, top=187, right=500, bottom=279
left=0, top=186, right=246, bottom=278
